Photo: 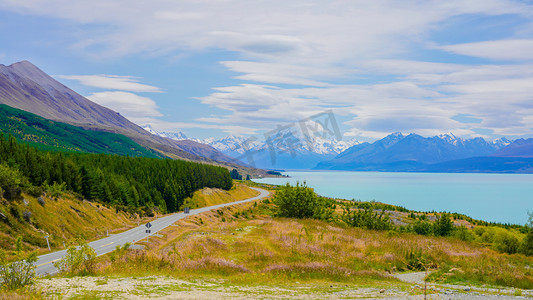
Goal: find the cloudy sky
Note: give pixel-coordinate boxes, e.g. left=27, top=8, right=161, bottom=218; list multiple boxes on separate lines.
left=1, top=0, right=533, bottom=141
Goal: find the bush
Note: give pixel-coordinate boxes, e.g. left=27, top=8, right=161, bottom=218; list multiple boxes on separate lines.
left=53, top=239, right=97, bottom=275
left=494, top=232, right=519, bottom=254
left=0, top=249, right=37, bottom=290
left=413, top=220, right=433, bottom=235
left=272, top=182, right=335, bottom=220
left=434, top=213, right=453, bottom=236
left=26, top=186, right=43, bottom=197
left=0, top=163, right=28, bottom=200
left=44, top=182, right=66, bottom=199
left=342, top=206, right=392, bottom=230
left=109, top=242, right=131, bottom=263
left=453, top=225, right=474, bottom=241
left=520, top=213, right=533, bottom=256
left=520, top=229, right=533, bottom=256
left=22, top=211, right=32, bottom=223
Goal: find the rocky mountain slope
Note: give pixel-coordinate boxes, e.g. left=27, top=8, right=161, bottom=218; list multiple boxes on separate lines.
left=0, top=60, right=248, bottom=170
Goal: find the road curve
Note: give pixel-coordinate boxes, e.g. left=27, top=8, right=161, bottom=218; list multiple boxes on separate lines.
left=34, top=187, right=270, bottom=276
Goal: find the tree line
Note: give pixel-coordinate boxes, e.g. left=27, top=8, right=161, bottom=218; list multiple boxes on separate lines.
left=0, top=133, right=232, bottom=213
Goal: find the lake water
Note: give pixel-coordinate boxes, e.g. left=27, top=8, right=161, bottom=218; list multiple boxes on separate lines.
left=253, top=171, right=533, bottom=225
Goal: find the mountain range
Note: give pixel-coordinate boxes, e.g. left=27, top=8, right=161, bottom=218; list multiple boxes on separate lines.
left=145, top=125, right=533, bottom=173
left=316, top=133, right=533, bottom=173
left=0, top=60, right=263, bottom=175
left=2, top=60, right=532, bottom=174
left=141, top=125, right=360, bottom=169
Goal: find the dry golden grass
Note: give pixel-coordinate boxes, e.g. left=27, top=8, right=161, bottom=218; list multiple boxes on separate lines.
left=182, top=182, right=259, bottom=208
left=0, top=288, right=43, bottom=299
left=95, top=201, right=533, bottom=289
left=0, top=183, right=259, bottom=256
left=0, top=193, right=139, bottom=255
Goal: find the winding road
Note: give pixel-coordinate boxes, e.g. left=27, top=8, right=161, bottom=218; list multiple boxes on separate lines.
left=34, top=187, right=270, bottom=276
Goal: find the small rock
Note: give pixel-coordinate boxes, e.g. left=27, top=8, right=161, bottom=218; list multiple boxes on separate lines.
left=463, top=287, right=471, bottom=291
left=413, top=285, right=421, bottom=289
left=379, top=289, right=385, bottom=293
left=330, top=285, right=333, bottom=288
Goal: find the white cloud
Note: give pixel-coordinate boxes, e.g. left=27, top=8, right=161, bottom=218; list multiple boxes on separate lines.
left=3, top=0, right=531, bottom=61
left=3, top=0, right=533, bottom=138
left=439, top=39, right=533, bottom=61
left=57, top=75, right=162, bottom=92
left=87, top=91, right=163, bottom=122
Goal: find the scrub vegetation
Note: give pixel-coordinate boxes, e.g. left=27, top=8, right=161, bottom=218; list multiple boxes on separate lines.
left=85, top=183, right=533, bottom=291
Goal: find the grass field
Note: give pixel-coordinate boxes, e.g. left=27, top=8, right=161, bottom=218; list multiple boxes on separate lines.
left=7, top=182, right=533, bottom=299
left=0, top=192, right=137, bottom=256
left=93, top=196, right=533, bottom=290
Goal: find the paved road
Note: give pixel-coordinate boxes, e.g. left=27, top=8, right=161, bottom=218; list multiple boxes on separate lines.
left=34, top=187, right=270, bottom=276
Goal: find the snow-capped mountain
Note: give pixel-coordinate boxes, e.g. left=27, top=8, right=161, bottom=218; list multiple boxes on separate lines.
left=139, top=125, right=359, bottom=169
left=139, top=126, right=524, bottom=172
left=204, top=134, right=360, bottom=156
left=141, top=125, right=188, bottom=141
left=316, top=132, right=513, bottom=171
left=205, top=135, right=262, bottom=154
left=492, top=137, right=512, bottom=149
left=201, top=134, right=361, bottom=169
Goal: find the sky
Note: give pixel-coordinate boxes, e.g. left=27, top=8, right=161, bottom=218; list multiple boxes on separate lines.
left=1, top=0, right=533, bottom=142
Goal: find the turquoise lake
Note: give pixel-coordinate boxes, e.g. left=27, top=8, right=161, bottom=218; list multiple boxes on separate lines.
left=253, top=171, right=533, bottom=225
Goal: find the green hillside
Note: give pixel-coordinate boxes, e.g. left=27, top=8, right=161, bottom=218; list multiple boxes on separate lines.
left=0, top=134, right=233, bottom=213
left=0, top=104, right=160, bottom=158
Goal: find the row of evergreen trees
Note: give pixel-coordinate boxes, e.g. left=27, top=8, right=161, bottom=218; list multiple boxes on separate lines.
left=0, top=133, right=232, bottom=212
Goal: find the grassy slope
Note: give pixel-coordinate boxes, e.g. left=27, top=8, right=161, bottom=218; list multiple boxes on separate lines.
left=0, top=183, right=258, bottom=256
left=0, top=192, right=138, bottom=256
left=182, top=182, right=259, bottom=208
left=11, top=183, right=533, bottom=298
left=0, top=104, right=160, bottom=157
left=92, top=194, right=533, bottom=291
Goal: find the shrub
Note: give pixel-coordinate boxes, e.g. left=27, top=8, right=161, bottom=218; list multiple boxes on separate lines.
left=0, top=250, right=37, bottom=290
left=494, top=232, right=519, bottom=254
left=44, top=182, right=66, bottom=199
left=26, top=186, right=43, bottom=197
left=434, top=213, right=453, bottom=236
left=342, top=206, right=392, bottom=230
left=53, top=239, right=97, bottom=275
left=453, top=225, right=474, bottom=241
left=520, top=229, right=533, bottom=256
left=9, top=206, right=20, bottom=220
left=110, top=242, right=131, bottom=263
left=273, top=182, right=335, bottom=221
left=413, top=220, right=433, bottom=236
left=0, top=163, right=28, bottom=200
left=22, top=211, right=32, bottom=223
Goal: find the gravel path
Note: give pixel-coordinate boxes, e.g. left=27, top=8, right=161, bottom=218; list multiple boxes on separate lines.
left=35, top=275, right=533, bottom=299
left=392, top=271, right=532, bottom=299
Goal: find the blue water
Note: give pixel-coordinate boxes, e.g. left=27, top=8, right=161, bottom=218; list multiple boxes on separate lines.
left=254, top=171, right=533, bottom=225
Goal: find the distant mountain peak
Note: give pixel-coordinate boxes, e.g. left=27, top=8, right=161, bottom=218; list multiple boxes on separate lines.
left=389, top=132, right=404, bottom=137
left=438, top=132, right=457, bottom=139
left=141, top=124, right=159, bottom=135
left=316, top=132, right=516, bottom=171
left=141, top=124, right=188, bottom=141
